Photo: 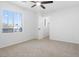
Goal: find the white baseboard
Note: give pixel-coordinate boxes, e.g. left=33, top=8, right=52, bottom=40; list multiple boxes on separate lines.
left=0, top=38, right=37, bottom=48
left=49, top=36, right=79, bottom=44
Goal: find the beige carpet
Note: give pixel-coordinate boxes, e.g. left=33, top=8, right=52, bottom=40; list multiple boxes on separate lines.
left=0, top=38, right=79, bottom=57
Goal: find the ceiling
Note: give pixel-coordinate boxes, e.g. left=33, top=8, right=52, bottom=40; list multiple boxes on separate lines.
left=10, top=1, right=79, bottom=16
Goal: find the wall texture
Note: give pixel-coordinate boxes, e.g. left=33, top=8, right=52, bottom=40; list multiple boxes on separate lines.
left=49, top=5, right=79, bottom=44
left=0, top=2, right=38, bottom=48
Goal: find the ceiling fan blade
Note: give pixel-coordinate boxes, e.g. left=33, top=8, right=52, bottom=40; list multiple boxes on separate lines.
left=41, top=1, right=53, bottom=4
left=31, top=4, right=36, bottom=8
left=31, top=1, right=36, bottom=3
left=22, top=1, right=27, bottom=3
left=40, top=5, right=46, bottom=9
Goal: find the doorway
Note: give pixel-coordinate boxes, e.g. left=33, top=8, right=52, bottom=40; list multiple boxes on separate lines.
left=38, top=16, right=50, bottom=39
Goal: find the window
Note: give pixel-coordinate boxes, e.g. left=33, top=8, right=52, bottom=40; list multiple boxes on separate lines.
left=2, top=10, right=22, bottom=33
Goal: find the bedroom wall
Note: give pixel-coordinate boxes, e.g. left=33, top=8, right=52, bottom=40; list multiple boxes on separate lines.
left=0, top=2, right=38, bottom=48
left=49, top=5, right=79, bottom=44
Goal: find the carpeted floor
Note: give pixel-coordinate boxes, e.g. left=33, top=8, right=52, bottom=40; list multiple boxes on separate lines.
left=0, top=38, right=79, bottom=57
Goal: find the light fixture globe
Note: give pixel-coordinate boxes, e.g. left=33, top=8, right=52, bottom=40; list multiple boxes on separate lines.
left=36, top=2, right=41, bottom=6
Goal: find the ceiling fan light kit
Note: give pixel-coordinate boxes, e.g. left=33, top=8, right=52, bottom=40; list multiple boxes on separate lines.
left=36, top=2, right=41, bottom=6
left=31, top=1, right=53, bottom=9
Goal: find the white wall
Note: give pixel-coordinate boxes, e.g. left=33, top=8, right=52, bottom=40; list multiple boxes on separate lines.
left=49, top=5, right=79, bottom=44
left=0, top=2, right=38, bottom=48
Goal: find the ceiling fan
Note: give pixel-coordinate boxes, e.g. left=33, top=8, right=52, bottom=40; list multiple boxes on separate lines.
left=31, top=1, right=53, bottom=9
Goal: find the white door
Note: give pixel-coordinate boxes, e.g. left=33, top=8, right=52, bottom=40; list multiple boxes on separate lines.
left=38, top=16, right=49, bottom=39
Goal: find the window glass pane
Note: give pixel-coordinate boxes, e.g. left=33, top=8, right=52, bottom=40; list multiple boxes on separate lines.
left=3, top=10, right=14, bottom=33
left=18, top=14, right=22, bottom=32
left=8, top=11, right=14, bottom=28
left=14, top=13, right=22, bottom=32
left=3, top=10, right=8, bottom=27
